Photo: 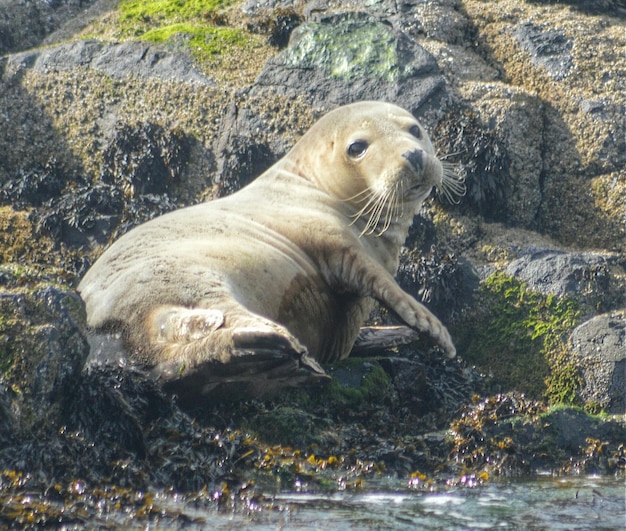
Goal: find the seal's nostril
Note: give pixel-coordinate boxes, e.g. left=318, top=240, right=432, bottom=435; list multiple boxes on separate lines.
left=402, top=149, right=423, bottom=171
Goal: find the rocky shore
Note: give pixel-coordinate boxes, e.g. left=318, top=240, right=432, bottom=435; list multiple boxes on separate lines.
left=0, top=0, right=624, bottom=526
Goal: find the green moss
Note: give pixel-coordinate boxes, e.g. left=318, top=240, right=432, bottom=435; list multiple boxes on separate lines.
left=140, top=23, right=249, bottom=57
left=323, top=361, right=392, bottom=407
left=282, top=21, right=405, bottom=82
left=544, top=345, right=583, bottom=406
left=455, top=271, right=581, bottom=403
left=119, top=0, right=232, bottom=28
left=113, top=0, right=254, bottom=62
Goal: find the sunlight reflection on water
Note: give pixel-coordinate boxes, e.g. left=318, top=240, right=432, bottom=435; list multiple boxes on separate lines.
left=201, top=475, right=625, bottom=530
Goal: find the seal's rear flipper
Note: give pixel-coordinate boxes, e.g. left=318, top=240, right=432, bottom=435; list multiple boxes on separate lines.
left=151, top=325, right=329, bottom=403
left=157, top=347, right=329, bottom=404
left=350, top=325, right=422, bottom=356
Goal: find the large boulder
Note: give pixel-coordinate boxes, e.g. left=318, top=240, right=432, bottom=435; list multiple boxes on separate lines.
left=254, top=13, right=445, bottom=113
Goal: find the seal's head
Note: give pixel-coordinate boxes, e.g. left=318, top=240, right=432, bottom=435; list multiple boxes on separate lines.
left=285, top=101, right=463, bottom=240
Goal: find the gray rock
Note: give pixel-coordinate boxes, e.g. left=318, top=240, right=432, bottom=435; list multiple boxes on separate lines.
left=6, top=40, right=214, bottom=85
left=525, top=0, right=626, bottom=17
left=459, top=83, right=545, bottom=226
left=505, top=249, right=625, bottom=312
left=514, top=22, right=573, bottom=80
left=570, top=310, right=626, bottom=413
left=398, top=0, right=469, bottom=45
left=0, top=0, right=98, bottom=54
left=253, top=14, right=445, bottom=113
left=242, top=0, right=300, bottom=15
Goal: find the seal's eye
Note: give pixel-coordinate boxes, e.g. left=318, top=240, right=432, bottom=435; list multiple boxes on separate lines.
left=409, top=125, right=422, bottom=139
left=347, top=140, right=368, bottom=159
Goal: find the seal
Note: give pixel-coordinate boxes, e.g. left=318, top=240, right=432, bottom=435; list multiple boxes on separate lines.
left=78, top=101, right=464, bottom=398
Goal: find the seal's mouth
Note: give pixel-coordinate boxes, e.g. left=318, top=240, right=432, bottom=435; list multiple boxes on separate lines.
left=402, top=151, right=439, bottom=200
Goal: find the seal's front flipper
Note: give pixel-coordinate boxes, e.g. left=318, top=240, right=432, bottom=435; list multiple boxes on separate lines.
left=350, top=325, right=422, bottom=356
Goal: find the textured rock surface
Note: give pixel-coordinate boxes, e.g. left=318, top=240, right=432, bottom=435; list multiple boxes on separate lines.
left=7, top=40, right=213, bottom=84
left=505, top=249, right=625, bottom=313
left=570, top=310, right=626, bottom=413
left=254, top=14, right=446, bottom=112
left=0, top=282, right=89, bottom=434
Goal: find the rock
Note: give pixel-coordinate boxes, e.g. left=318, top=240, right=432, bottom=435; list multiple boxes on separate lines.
left=0, top=383, right=15, bottom=447
left=211, top=94, right=316, bottom=195
left=396, top=242, right=468, bottom=322
left=514, top=22, right=573, bottom=80
left=525, top=0, right=626, bottom=16
left=570, top=310, right=626, bottom=413
left=0, top=0, right=99, bottom=54
left=6, top=40, right=214, bottom=85
left=439, top=83, right=544, bottom=226
left=0, top=284, right=89, bottom=434
left=505, top=249, right=625, bottom=313
left=253, top=13, right=445, bottom=113
left=399, top=0, right=470, bottom=45
left=451, top=394, right=626, bottom=475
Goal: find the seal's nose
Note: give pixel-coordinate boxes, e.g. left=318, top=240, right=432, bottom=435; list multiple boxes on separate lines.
left=402, top=149, right=424, bottom=172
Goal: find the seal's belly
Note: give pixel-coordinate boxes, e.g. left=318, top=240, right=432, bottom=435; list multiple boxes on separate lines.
left=203, top=227, right=362, bottom=362
left=214, top=235, right=352, bottom=360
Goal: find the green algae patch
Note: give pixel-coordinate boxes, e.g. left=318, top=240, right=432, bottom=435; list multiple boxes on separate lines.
left=116, top=0, right=255, bottom=60
left=454, top=271, right=581, bottom=403
left=98, top=0, right=273, bottom=85
left=325, top=360, right=392, bottom=407
left=140, top=23, right=250, bottom=58
left=120, top=0, right=232, bottom=24
left=282, top=21, right=405, bottom=82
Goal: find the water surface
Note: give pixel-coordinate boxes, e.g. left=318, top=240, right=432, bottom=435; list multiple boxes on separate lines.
left=199, top=475, right=624, bottom=530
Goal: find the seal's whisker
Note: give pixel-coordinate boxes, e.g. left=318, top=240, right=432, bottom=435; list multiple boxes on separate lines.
left=439, top=150, right=464, bottom=160
left=398, top=179, right=406, bottom=218
left=354, top=192, right=388, bottom=235
left=342, top=187, right=376, bottom=202
left=364, top=191, right=385, bottom=235
left=381, top=185, right=397, bottom=234
left=436, top=164, right=466, bottom=205
left=350, top=189, right=379, bottom=226
left=361, top=187, right=389, bottom=236
left=379, top=186, right=397, bottom=235
left=377, top=189, right=393, bottom=235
